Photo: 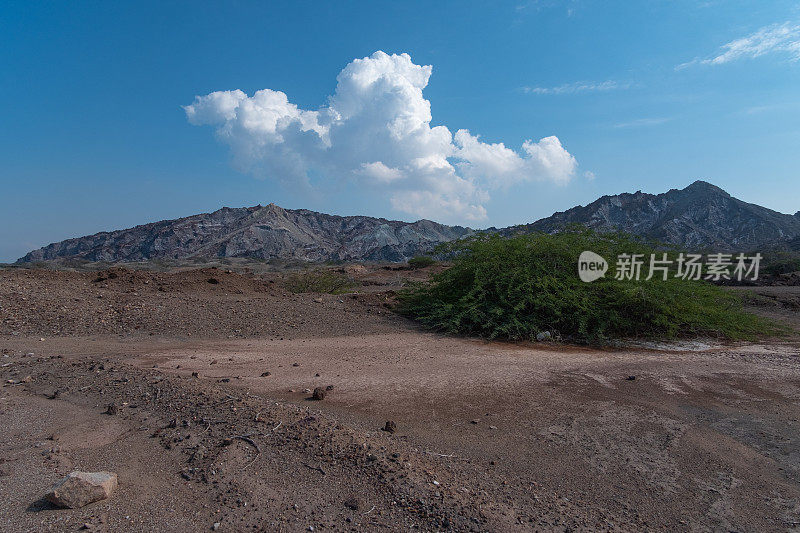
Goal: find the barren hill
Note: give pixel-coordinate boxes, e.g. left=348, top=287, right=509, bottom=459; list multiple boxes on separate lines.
left=509, top=180, right=800, bottom=250
left=18, top=204, right=472, bottom=263
left=18, top=181, right=800, bottom=263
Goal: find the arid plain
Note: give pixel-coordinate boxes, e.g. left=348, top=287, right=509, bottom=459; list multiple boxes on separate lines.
left=2, top=265, right=800, bottom=532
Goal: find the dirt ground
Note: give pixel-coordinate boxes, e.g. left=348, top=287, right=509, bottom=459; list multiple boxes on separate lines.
left=1, top=266, right=800, bottom=532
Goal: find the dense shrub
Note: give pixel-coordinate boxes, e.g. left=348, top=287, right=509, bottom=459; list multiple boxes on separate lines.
left=762, top=252, right=800, bottom=276
left=284, top=269, right=355, bottom=294
left=396, top=229, right=768, bottom=344
left=407, top=255, right=437, bottom=269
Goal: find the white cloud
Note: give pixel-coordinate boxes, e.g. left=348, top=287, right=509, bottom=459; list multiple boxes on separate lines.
left=184, top=51, right=578, bottom=223
left=678, top=22, right=800, bottom=69
left=522, top=80, right=628, bottom=95
left=612, top=117, right=672, bottom=129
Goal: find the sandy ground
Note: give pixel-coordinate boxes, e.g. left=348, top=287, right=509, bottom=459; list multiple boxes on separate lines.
left=1, top=266, right=800, bottom=531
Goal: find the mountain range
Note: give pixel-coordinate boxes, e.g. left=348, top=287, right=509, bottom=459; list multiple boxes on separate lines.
left=18, top=181, right=800, bottom=263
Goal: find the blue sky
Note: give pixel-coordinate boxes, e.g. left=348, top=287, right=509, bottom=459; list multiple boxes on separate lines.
left=1, top=0, right=799, bottom=261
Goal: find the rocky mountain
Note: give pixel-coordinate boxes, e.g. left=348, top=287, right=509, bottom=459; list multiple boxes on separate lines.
left=505, top=181, right=800, bottom=251
left=17, top=181, right=800, bottom=263
left=18, top=204, right=472, bottom=263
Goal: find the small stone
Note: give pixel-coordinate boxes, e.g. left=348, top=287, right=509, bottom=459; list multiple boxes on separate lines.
left=312, top=387, right=325, bottom=401
left=105, top=404, right=117, bottom=416
left=382, top=420, right=397, bottom=433
left=46, top=471, right=118, bottom=508
left=313, top=297, right=323, bottom=303
left=536, top=331, right=552, bottom=342
left=212, top=522, right=221, bottom=531
left=470, top=419, right=480, bottom=424
left=344, top=497, right=360, bottom=510
left=260, top=371, right=271, bottom=377
left=325, top=385, right=334, bottom=391
left=627, top=375, right=636, bottom=381
left=292, top=363, right=300, bottom=367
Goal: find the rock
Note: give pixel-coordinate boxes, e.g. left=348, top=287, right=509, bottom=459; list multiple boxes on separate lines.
left=470, top=419, right=480, bottom=424
left=212, top=522, right=221, bottom=531
left=292, top=362, right=300, bottom=367
left=536, top=331, right=552, bottom=341
left=46, top=471, right=118, bottom=508
left=312, top=387, right=326, bottom=401
left=260, top=371, right=271, bottom=377
left=325, top=385, right=334, bottom=391
left=626, top=375, right=636, bottom=381
left=382, top=420, right=397, bottom=433
left=313, top=297, right=323, bottom=303
left=104, top=404, right=117, bottom=415
left=207, top=278, right=219, bottom=284
left=344, top=497, right=360, bottom=510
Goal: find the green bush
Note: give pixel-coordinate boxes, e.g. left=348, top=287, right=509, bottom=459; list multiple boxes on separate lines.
left=407, top=255, right=437, bottom=269
left=762, top=252, right=800, bottom=276
left=284, top=269, right=355, bottom=294
left=396, top=229, right=769, bottom=344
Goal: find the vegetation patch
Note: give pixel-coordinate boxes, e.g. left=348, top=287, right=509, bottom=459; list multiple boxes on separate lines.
left=284, top=269, right=355, bottom=294
left=397, top=229, right=771, bottom=344
left=407, top=255, right=437, bottom=269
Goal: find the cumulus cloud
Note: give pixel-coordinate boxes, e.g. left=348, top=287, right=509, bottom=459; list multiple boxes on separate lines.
left=678, top=22, right=800, bottom=69
left=184, top=51, right=578, bottom=223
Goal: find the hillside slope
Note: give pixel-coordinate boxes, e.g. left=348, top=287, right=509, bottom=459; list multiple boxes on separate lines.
left=508, top=181, right=800, bottom=250
left=19, top=204, right=472, bottom=263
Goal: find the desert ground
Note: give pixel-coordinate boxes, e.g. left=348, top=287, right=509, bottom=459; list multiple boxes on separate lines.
left=1, top=265, right=800, bottom=532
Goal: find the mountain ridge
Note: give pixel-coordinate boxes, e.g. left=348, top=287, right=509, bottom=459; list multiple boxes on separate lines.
left=18, top=204, right=473, bottom=263
left=503, top=180, right=800, bottom=251
left=17, top=181, right=800, bottom=263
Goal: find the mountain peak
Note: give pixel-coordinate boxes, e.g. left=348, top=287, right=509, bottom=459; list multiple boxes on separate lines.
left=519, top=181, right=800, bottom=250
left=682, top=180, right=729, bottom=197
